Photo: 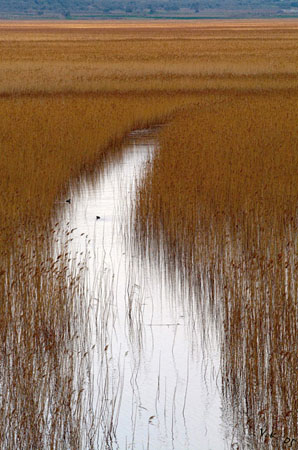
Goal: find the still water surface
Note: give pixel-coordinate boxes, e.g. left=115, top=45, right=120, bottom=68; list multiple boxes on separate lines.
left=58, top=130, right=230, bottom=449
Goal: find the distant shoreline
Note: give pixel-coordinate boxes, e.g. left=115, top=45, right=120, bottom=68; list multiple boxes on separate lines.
left=1, top=12, right=298, bottom=21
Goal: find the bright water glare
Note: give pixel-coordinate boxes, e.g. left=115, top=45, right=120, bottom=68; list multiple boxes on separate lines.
left=58, top=130, right=230, bottom=449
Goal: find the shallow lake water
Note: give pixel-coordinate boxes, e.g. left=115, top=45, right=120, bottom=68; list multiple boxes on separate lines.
left=57, top=130, right=231, bottom=449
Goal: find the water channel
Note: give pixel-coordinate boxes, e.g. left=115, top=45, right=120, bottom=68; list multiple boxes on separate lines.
left=58, top=129, right=230, bottom=449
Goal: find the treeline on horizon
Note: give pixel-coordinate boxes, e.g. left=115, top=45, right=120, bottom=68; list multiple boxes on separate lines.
left=1, top=0, right=298, bottom=18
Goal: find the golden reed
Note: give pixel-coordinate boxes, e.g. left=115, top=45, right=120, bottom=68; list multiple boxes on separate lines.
left=0, top=20, right=297, bottom=448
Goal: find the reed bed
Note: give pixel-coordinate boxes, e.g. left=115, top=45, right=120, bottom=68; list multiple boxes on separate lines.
left=1, top=20, right=298, bottom=97
left=0, top=225, right=94, bottom=448
left=1, top=20, right=298, bottom=236
left=135, top=91, right=298, bottom=447
left=0, top=20, right=297, bottom=448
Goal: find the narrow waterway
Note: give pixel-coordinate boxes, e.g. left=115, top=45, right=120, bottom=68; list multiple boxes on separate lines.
left=57, top=130, right=229, bottom=449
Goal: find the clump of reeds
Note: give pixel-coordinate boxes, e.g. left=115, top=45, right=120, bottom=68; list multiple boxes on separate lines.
left=135, top=91, right=298, bottom=447
left=0, top=223, right=96, bottom=448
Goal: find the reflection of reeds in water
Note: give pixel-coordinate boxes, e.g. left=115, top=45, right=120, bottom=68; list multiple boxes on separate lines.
left=0, top=222, right=131, bottom=449
left=0, top=94, right=200, bottom=449
left=135, top=92, right=298, bottom=448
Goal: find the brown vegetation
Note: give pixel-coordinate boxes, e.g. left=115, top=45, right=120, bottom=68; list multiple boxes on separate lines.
left=0, top=20, right=297, bottom=448
left=135, top=44, right=298, bottom=450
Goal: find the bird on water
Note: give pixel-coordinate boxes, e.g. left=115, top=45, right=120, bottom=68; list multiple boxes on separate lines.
left=66, top=199, right=71, bottom=204
left=96, top=216, right=101, bottom=220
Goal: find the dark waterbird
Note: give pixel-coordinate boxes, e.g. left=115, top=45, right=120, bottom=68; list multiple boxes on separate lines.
left=66, top=199, right=71, bottom=204
left=96, top=216, right=101, bottom=220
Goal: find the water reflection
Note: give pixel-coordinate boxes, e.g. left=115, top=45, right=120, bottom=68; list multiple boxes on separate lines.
left=3, top=128, right=294, bottom=449
left=57, top=130, right=228, bottom=449
left=134, top=143, right=298, bottom=450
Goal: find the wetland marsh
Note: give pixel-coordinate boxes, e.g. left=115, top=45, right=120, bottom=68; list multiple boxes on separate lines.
left=0, top=20, right=297, bottom=449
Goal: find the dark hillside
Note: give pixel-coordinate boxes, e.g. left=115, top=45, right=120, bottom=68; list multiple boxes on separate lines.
left=0, top=0, right=297, bottom=19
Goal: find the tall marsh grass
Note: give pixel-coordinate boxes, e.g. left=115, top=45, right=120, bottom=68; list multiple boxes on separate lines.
left=136, top=91, right=298, bottom=447
left=0, top=20, right=297, bottom=448
left=0, top=225, right=93, bottom=448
